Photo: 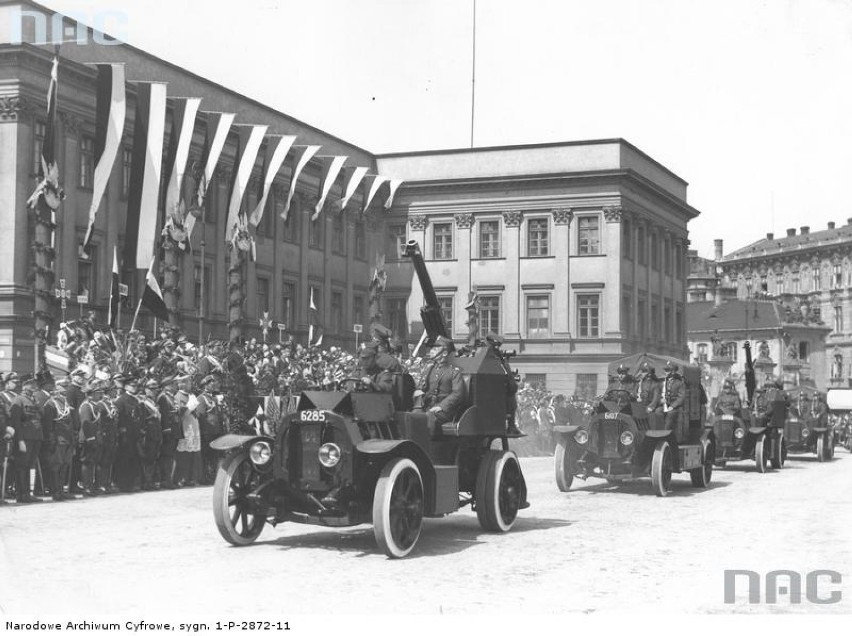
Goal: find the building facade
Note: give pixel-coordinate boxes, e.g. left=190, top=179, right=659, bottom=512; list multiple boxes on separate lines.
left=378, top=142, right=699, bottom=396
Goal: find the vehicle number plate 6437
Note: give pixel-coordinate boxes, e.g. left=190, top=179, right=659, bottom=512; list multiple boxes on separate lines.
left=300, top=410, right=326, bottom=422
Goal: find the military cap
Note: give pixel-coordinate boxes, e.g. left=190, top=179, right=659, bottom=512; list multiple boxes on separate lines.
left=5, top=371, right=19, bottom=383
left=3, top=426, right=14, bottom=441
left=640, top=361, right=655, bottom=374
left=20, top=373, right=38, bottom=387
left=434, top=335, right=455, bottom=352
left=723, top=378, right=735, bottom=387
left=775, top=377, right=785, bottom=389
left=55, top=377, right=70, bottom=389
left=617, top=364, right=629, bottom=374
left=371, top=324, right=393, bottom=340
left=663, top=361, right=679, bottom=373
left=84, top=380, right=106, bottom=393
left=143, top=378, right=159, bottom=390
left=485, top=332, right=504, bottom=346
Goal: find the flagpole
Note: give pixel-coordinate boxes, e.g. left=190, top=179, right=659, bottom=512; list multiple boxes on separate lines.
left=129, top=293, right=144, bottom=333
left=470, top=0, right=476, bottom=149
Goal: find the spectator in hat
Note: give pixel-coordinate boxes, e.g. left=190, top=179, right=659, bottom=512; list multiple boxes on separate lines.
left=416, top=336, right=466, bottom=426
left=9, top=374, right=44, bottom=503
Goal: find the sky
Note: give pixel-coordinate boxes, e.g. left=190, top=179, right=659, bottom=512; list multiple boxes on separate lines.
left=31, top=0, right=852, bottom=259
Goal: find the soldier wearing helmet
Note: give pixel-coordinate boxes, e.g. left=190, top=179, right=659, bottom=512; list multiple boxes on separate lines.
left=715, top=378, right=743, bottom=418
left=636, top=362, right=662, bottom=413
left=416, top=336, right=466, bottom=426
left=661, top=361, right=686, bottom=430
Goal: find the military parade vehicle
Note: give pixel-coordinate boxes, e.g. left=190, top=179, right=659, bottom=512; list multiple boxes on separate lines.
left=784, top=385, right=834, bottom=461
left=211, top=240, right=528, bottom=558
left=711, top=342, right=785, bottom=472
left=826, top=388, right=852, bottom=453
left=553, top=353, right=715, bottom=497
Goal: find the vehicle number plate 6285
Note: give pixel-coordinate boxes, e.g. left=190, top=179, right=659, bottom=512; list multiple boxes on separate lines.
left=300, top=410, right=326, bottom=422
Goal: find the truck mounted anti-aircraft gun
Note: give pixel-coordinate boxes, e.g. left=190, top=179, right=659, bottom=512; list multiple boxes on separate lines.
left=210, top=240, right=528, bottom=558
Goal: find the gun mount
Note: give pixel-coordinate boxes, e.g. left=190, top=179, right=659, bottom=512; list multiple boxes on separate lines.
left=403, top=239, right=448, bottom=345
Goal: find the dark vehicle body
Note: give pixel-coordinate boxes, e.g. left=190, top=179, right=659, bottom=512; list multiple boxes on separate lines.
left=211, top=240, right=527, bottom=557
left=785, top=386, right=833, bottom=461
left=712, top=393, right=785, bottom=472
left=553, top=353, right=714, bottom=497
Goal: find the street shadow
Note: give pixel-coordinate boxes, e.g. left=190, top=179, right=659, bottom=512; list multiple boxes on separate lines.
left=256, top=512, right=572, bottom=559
left=716, top=463, right=805, bottom=472
left=567, top=477, right=732, bottom=497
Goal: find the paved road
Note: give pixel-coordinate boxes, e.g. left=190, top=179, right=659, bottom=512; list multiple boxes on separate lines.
left=1, top=448, right=851, bottom=615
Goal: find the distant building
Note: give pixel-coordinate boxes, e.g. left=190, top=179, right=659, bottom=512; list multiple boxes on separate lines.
left=379, top=140, right=700, bottom=396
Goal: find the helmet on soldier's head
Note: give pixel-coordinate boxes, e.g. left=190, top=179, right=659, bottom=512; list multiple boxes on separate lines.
left=434, top=335, right=455, bottom=353
left=617, top=364, right=629, bottom=375
left=775, top=377, right=784, bottom=389
left=663, top=361, right=678, bottom=374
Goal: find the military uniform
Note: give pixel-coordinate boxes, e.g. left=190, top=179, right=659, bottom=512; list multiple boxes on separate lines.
left=419, top=359, right=466, bottom=425
left=662, top=369, right=686, bottom=430
left=9, top=386, right=44, bottom=503
left=636, top=373, right=662, bottom=412
left=41, top=390, right=74, bottom=500
left=157, top=389, right=183, bottom=488
left=96, top=397, right=117, bottom=493
left=65, top=378, right=85, bottom=493
left=0, top=382, right=15, bottom=499
left=137, top=395, right=162, bottom=490
left=77, top=395, right=103, bottom=495
left=196, top=390, right=224, bottom=484
left=715, top=386, right=742, bottom=417
left=113, top=390, right=142, bottom=492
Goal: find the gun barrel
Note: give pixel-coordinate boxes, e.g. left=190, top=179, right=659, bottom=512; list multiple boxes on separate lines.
left=403, top=240, right=448, bottom=341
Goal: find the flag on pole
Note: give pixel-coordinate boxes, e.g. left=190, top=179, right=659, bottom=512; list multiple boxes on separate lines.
left=281, top=145, right=320, bottom=220
left=185, top=111, right=235, bottom=241
left=338, top=166, right=368, bottom=211
left=361, top=175, right=389, bottom=214
left=107, top=246, right=120, bottom=329
left=26, top=50, right=65, bottom=216
left=308, top=287, right=322, bottom=346
left=249, top=134, right=296, bottom=227
left=124, top=82, right=168, bottom=270
left=225, top=124, right=267, bottom=246
left=82, top=64, right=125, bottom=253
left=312, top=155, right=347, bottom=221
left=141, top=260, right=170, bottom=322
left=162, top=97, right=201, bottom=249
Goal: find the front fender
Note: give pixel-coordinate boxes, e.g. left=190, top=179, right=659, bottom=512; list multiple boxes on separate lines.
left=554, top=425, right=580, bottom=437
left=748, top=427, right=768, bottom=436
left=812, top=427, right=829, bottom=433
left=209, top=434, right=273, bottom=452
left=644, top=430, right=673, bottom=439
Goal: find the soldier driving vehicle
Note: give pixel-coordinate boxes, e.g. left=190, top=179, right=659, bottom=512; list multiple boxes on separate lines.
left=785, top=385, right=834, bottom=462
left=710, top=342, right=785, bottom=472
left=553, top=353, right=715, bottom=497
left=210, top=240, right=529, bottom=558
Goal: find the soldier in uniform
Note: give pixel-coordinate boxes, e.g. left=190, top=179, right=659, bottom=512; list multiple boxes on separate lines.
left=661, top=361, right=686, bottom=430
left=0, top=374, right=13, bottom=501
left=371, top=324, right=403, bottom=373
left=66, top=369, right=86, bottom=494
left=9, top=374, right=44, bottom=503
left=485, top=332, right=522, bottom=436
left=636, top=362, right=662, bottom=413
left=78, top=380, right=106, bottom=496
left=358, top=343, right=395, bottom=393
left=41, top=377, right=74, bottom=501
left=113, top=377, right=142, bottom=492
left=157, top=376, right=183, bottom=489
left=196, top=375, right=224, bottom=484
left=715, top=378, right=743, bottom=417
left=608, top=364, right=637, bottom=397
left=416, top=336, right=466, bottom=426
left=95, top=380, right=118, bottom=494
left=137, top=378, right=163, bottom=490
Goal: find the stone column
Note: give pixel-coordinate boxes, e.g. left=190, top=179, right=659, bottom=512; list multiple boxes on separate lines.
left=603, top=206, right=624, bottom=337
left=454, top=212, right=473, bottom=339
left=502, top=210, right=522, bottom=339
left=552, top=208, right=572, bottom=337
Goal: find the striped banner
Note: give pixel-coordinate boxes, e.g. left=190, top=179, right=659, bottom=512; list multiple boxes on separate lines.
left=185, top=111, right=234, bottom=241
left=281, top=145, right=320, bottom=221
left=82, top=63, right=125, bottom=253
left=312, top=155, right=347, bottom=221
left=163, top=97, right=201, bottom=218
left=124, top=82, right=167, bottom=270
left=361, top=175, right=389, bottom=214
left=338, top=166, right=368, bottom=211
left=249, top=134, right=296, bottom=227
left=384, top=178, right=404, bottom=209
left=225, top=124, right=267, bottom=245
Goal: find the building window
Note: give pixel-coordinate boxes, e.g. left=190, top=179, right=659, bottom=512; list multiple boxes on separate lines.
left=331, top=291, right=343, bottom=333
left=479, top=220, right=500, bottom=258
left=638, top=298, right=647, bottom=339
left=577, top=294, right=600, bottom=338
left=834, top=264, right=843, bottom=289
left=281, top=281, right=296, bottom=330
left=193, top=264, right=211, bottom=316
left=309, top=215, right=323, bottom=248
left=725, top=342, right=738, bottom=361
left=577, top=215, right=600, bottom=255
left=478, top=295, right=500, bottom=336
left=281, top=199, right=299, bottom=243
left=835, top=306, right=843, bottom=333
left=433, top=223, right=453, bottom=260
left=697, top=343, right=708, bottom=363
left=792, top=274, right=800, bottom=294
left=575, top=373, right=598, bottom=400
left=387, top=223, right=406, bottom=260
left=650, top=232, right=659, bottom=270
left=77, top=252, right=96, bottom=298
left=760, top=276, right=768, bottom=293
left=33, top=121, right=46, bottom=176
left=622, top=219, right=632, bottom=260
left=526, top=295, right=550, bottom=338
left=776, top=274, right=784, bottom=296
left=256, top=277, right=270, bottom=317
left=438, top=295, right=454, bottom=335
left=813, top=267, right=820, bottom=291
left=332, top=215, right=345, bottom=254
left=637, top=225, right=646, bottom=265
left=354, top=221, right=366, bottom=259
left=524, top=374, right=547, bottom=390
left=387, top=298, right=407, bottom=338
left=79, top=135, right=95, bottom=189
left=799, top=341, right=809, bottom=362
left=527, top=218, right=549, bottom=257
left=353, top=296, right=364, bottom=327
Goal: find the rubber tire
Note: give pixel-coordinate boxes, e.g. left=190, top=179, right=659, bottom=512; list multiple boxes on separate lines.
left=554, top=439, right=574, bottom=492
left=689, top=442, right=713, bottom=488
left=476, top=450, right=522, bottom=532
left=373, top=458, right=424, bottom=559
left=213, top=451, right=266, bottom=546
left=817, top=434, right=826, bottom=462
left=770, top=434, right=785, bottom=469
left=650, top=441, right=673, bottom=497
left=754, top=434, right=767, bottom=473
